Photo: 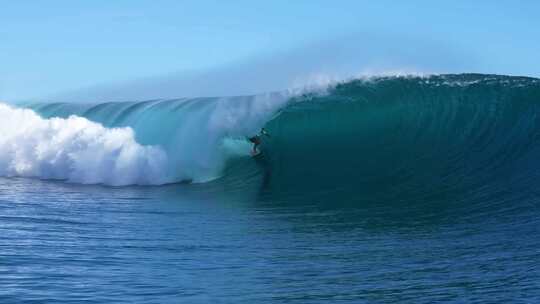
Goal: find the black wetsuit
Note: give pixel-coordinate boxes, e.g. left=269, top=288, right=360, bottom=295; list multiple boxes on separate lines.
left=248, top=136, right=261, bottom=144
left=248, top=129, right=269, bottom=153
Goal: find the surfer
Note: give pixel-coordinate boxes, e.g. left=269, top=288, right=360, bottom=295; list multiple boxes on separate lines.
left=248, top=128, right=270, bottom=155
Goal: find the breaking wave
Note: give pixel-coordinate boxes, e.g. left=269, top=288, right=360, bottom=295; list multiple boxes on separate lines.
left=3, top=73, right=540, bottom=198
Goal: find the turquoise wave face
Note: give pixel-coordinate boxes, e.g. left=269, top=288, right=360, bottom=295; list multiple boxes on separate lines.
left=257, top=74, right=540, bottom=205
left=23, top=74, right=540, bottom=205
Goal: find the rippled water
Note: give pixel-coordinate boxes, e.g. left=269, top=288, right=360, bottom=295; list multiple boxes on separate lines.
left=1, top=177, right=539, bottom=303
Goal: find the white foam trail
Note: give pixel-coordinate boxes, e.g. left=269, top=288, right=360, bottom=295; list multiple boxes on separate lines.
left=0, top=103, right=167, bottom=186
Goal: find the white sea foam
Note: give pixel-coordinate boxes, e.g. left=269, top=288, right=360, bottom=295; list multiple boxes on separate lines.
left=0, top=103, right=167, bottom=186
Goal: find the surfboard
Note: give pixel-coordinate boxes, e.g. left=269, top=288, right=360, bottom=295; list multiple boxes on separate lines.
left=251, top=150, right=262, bottom=157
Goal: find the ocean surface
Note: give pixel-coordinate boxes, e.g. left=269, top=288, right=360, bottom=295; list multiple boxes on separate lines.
left=1, top=74, right=540, bottom=303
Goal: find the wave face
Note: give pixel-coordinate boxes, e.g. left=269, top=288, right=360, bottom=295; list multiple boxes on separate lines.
left=258, top=74, right=540, bottom=204
left=9, top=74, right=540, bottom=198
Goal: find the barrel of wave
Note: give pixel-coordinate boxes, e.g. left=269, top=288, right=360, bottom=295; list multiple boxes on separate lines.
left=13, top=92, right=291, bottom=185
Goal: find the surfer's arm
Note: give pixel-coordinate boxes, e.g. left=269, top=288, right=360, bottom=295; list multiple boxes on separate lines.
left=261, top=128, right=271, bottom=138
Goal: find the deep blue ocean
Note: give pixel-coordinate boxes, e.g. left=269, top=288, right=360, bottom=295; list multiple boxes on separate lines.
left=1, top=74, right=540, bottom=303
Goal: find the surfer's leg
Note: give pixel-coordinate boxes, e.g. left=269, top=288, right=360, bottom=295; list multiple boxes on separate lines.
left=251, top=137, right=261, bottom=153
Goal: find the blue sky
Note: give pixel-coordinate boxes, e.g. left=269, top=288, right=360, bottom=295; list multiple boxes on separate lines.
left=1, top=0, right=539, bottom=101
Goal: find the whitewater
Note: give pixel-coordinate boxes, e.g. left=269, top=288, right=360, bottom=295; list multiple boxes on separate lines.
left=0, top=104, right=168, bottom=185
